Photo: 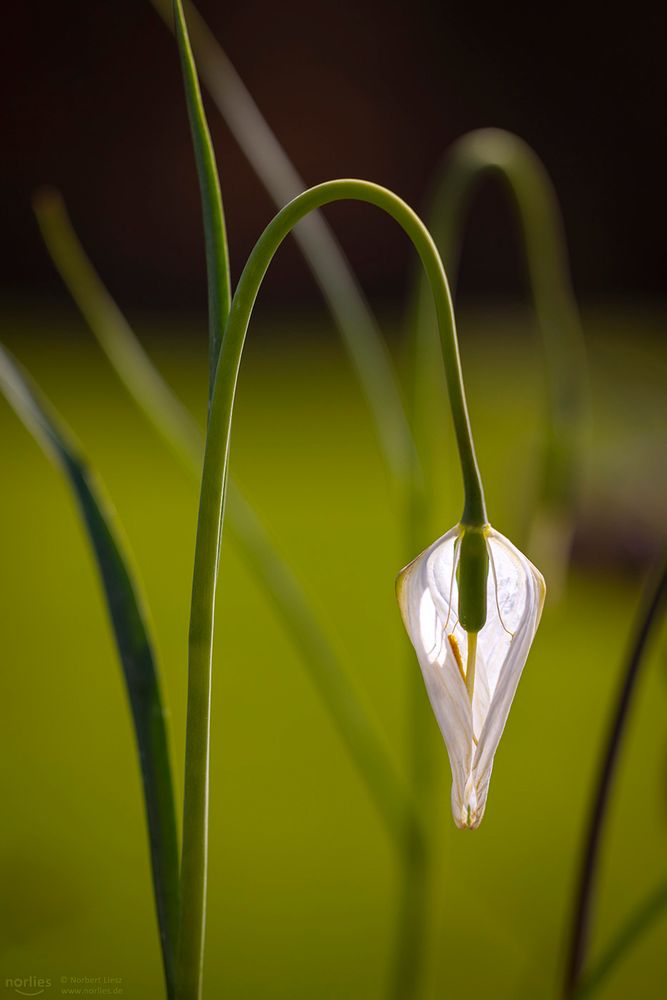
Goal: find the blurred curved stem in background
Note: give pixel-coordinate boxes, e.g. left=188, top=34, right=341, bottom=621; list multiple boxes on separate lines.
left=0, top=346, right=180, bottom=1000
left=572, top=879, right=667, bottom=999
left=414, top=128, right=587, bottom=595
left=564, top=555, right=667, bottom=997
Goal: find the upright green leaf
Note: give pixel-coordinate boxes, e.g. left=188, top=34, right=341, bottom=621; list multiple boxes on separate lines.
left=172, top=0, right=231, bottom=398
left=171, top=0, right=234, bottom=991
left=0, top=344, right=179, bottom=999
left=150, top=0, right=416, bottom=488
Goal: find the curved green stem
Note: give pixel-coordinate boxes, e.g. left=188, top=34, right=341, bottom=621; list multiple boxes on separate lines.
left=163, top=8, right=435, bottom=995
left=414, top=128, right=586, bottom=580
left=564, top=555, right=667, bottom=996
left=201, top=179, right=485, bottom=631
left=180, top=178, right=485, bottom=998
left=33, top=188, right=416, bottom=858
left=572, top=879, right=667, bottom=998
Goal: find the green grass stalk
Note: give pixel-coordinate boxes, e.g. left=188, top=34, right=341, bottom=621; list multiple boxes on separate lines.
left=156, top=4, right=448, bottom=994
left=172, top=0, right=231, bottom=398
left=150, top=0, right=415, bottom=487
left=0, top=345, right=180, bottom=1000
left=572, top=880, right=667, bottom=998
left=564, top=555, right=667, bottom=996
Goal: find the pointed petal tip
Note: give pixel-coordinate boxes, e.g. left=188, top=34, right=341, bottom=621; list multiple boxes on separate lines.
left=452, top=777, right=488, bottom=829
left=453, top=799, right=486, bottom=830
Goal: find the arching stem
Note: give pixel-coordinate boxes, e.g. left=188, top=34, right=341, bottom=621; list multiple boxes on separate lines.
left=178, top=179, right=486, bottom=998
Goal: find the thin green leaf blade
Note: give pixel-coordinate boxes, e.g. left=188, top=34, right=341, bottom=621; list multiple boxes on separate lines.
left=172, top=0, right=231, bottom=396
left=574, top=881, right=667, bottom=998
left=150, top=0, right=416, bottom=487
left=33, top=189, right=202, bottom=476
left=0, top=344, right=179, bottom=999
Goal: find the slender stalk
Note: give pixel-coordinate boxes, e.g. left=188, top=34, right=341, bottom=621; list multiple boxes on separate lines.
left=389, top=477, right=433, bottom=1000
left=203, top=179, right=484, bottom=613
left=178, top=10, right=444, bottom=993
left=150, top=0, right=415, bottom=487
left=156, top=6, right=435, bottom=994
left=389, top=807, right=430, bottom=1000
left=182, top=178, right=485, bottom=997
left=414, top=128, right=586, bottom=586
left=33, top=189, right=202, bottom=471
left=228, top=492, right=419, bottom=844
left=564, top=556, right=667, bottom=997
left=573, top=880, right=667, bottom=998
left=171, top=2, right=235, bottom=992
left=0, top=345, right=180, bottom=999
left=172, top=0, right=231, bottom=399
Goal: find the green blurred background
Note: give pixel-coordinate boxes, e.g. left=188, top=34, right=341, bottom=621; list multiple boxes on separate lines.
left=1, top=302, right=665, bottom=997
left=2, top=0, right=667, bottom=996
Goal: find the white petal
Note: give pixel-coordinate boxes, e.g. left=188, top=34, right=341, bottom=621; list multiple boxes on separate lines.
left=397, top=523, right=545, bottom=830
left=397, top=526, right=474, bottom=828
left=471, top=529, right=545, bottom=819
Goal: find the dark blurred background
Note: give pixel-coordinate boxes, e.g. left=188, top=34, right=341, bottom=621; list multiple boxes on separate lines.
left=3, top=1, right=666, bottom=312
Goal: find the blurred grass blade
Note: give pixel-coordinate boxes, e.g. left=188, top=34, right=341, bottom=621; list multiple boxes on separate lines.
left=33, top=189, right=414, bottom=849
left=228, top=491, right=413, bottom=842
left=0, top=344, right=179, bottom=1000
left=564, top=555, right=667, bottom=996
left=413, top=128, right=587, bottom=591
left=34, top=189, right=202, bottom=472
left=150, top=0, right=416, bottom=488
left=573, top=880, right=667, bottom=998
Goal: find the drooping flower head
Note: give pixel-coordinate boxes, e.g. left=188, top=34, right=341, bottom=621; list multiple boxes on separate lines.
left=397, top=524, right=545, bottom=829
